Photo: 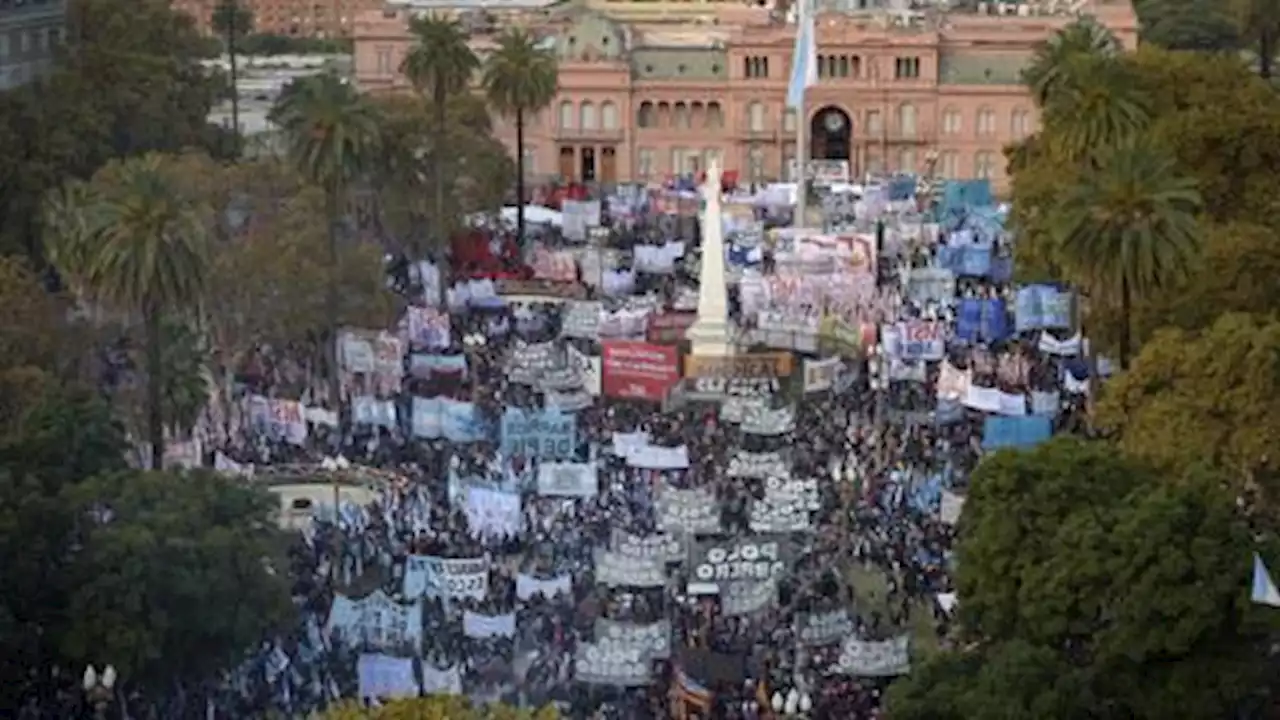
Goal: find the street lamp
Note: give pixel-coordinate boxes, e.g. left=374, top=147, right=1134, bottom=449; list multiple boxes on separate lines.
left=82, top=665, right=117, bottom=720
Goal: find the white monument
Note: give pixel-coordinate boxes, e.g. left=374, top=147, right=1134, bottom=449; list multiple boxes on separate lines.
left=684, top=161, right=736, bottom=356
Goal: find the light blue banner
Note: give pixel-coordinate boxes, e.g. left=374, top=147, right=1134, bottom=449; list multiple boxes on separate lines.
left=412, top=396, right=486, bottom=443
left=1014, top=285, right=1073, bottom=333
left=982, top=416, right=1052, bottom=450
left=501, top=407, right=577, bottom=459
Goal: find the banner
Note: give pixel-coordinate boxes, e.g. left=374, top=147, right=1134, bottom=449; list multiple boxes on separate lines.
left=940, top=490, right=965, bottom=525
left=405, top=306, right=452, bottom=349
left=623, top=443, right=690, bottom=470
left=803, top=357, right=843, bottom=393
left=325, top=590, right=424, bottom=651
left=720, top=580, right=777, bottom=616
left=500, top=408, right=577, bottom=459
left=463, top=488, right=522, bottom=539
left=691, top=536, right=789, bottom=584
left=905, top=267, right=956, bottom=305
left=411, top=397, right=486, bottom=443
left=357, top=653, right=419, bottom=700
left=796, top=609, right=854, bottom=646
left=982, top=415, right=1052, bottom=450
left=647, top=312, right=697, bottom=343
left=536, top=462, right=598, bottom=498
left=750, top=478, right=818, bottom=533
left=574, top=641, right=652, bottom=686
left=561, top=301, right=602, bottom=339
left=611, top=529, right=686, bottom=564
left=684, top=353, right=793, bottom=378
left=516, top=573, right=572, bottom=600
left=530, top=245, right=579, bottom=282
left=403, top=556, right=489, bottom=600
left=421, top=665, right=463, bottom=695
left=601, top=341, right=680, bottom=401
left=656, top=488, right=721, bottom=534
left=740, top=405, right=795, bottom=436
left=545, top=388, right=593, bottom=412
left=883, top=319, right=945, bottom=362
left=594, top=551, right=667, bottom=587
left=687, top=376, right=780, bottom=399
left=727, top=451, right=789, bottom=479
left=595, top=619, right=672, bottom=660
left=835, top=635, right=911, bottom=676
left=463, top=611, right=517, bottom=639
left=1014, top=284, right=1072, bottom=332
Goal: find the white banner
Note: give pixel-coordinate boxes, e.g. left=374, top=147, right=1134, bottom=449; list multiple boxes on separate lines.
left=421, top=664, right=463, bottom=695
left=325, top=590, right=424, bottom=651
left=561, top=301, right=602, bottom=339
left=516, top=573, right=573, bottom=600
left=611, top=529, right=686, bottom=563
left=940, top=490, right=965, bottom=525
left=594, top=550, right=667, bottom=587
left=537, top=462, right=598, bottom=498
left=835, top=634, right=911, bottom=676
left=357, top=653, right=419, bottom=700
left=655, top=488, right=721, bottom=534
left=574, top=641, right=652, bottom=686
left=727, top=450, right=790, bottom=479
left=796, top=609, right=854, bottom=646
left=720, top=580, right=778, bottom=616
left=464, top=488, right=522, bottom=539
left=624, top=444, right=690, bottom=470
left=803, top=357, right=843, bottom=393
left=741, top=405, right=795, bottom=436
left=463, top=611, right=517, bottom=639
left=402, top=556, right=489, bottom=600
left=595, top=619, right=672, bottom=659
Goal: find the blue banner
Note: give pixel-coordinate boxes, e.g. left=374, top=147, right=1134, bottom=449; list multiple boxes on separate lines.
left=954, top=298, right=1008, bottom=344
left=1014, top=285, right=1073, bottom=333
left=982, top=416, right=1052, bottom=450
left=501, top=408, right=577, bottom=459
left=412, top=397, right=486, bottom=443
left=938, top=245, right=992, bottom=278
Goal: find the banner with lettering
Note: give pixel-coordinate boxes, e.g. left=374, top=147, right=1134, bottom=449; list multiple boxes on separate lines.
left=500, top=408, right=577, bottom=459
left=405, top=306, right=452, bottom=349
left=462, top=611, right=517, bottom=639
left=402, top=556, right=489, bottom=600
left=656, top=488, right=721, bottom=534
left=720, top=580, right=778, bottom=616
left=727, top=450, right=790, bottom=479
left=325, top=590, right=424, bottom=651
left=411, top=397, right=486, bottom=443
left=835, top=635, right=911, bottom=676
left=595, top=619, right=672, bottom=660
left=803, top=357, right=843, bottom=393
left=536, top=462, right=598, bottom=498
left=691, top=536, right=790, bottom=585
left=594, top=551, right=667, bottom=587
left=796, top=609, right=854, bottom=646
left=883, top=319, right=945, bottom=362
left=574, top=641, right=652, bottom=686
left=601, top=341, right=680, bottom=401
left=610, top=529, right=686, bottom=564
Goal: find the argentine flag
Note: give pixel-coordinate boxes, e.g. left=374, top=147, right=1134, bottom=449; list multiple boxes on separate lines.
left=1251, top=552, right=1280, bottom=607
left=786, top=0, right=817, bottom=110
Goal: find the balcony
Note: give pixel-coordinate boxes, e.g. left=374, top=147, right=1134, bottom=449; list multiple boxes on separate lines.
left=554, top=127, right=625, bottom=143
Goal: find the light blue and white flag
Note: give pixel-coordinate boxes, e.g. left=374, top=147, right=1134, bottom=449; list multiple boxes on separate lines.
left=1252, top=552, right=1280, bottom=607
left=786, top=0, right=817, bottom=110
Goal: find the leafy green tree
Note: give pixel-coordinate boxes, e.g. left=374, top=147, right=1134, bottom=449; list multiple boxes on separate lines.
left=400, top=14, right=480, bottom=245
left=44, top=154, right=212, bottom=470
left=59, top=469, right=294, bottom=693
left=483, top=28, right=558, bottom=240
left=936, top=438, right=1280, bottom=719
left=211, top=0, right=253, bottom=38
left=1228, top=0, right=1280, bottom=78
left=270, top=72, right=382, bottom=407
left=1135, top=0, right=1240, bottom=51
left=1048, top=140, right=1201, bottom=367
left=0, top=0, right=226, bottom=263
left=1098, top=313, right=1280, bottom=507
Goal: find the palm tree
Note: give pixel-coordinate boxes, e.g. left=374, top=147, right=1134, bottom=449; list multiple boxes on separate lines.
left=1042, top=54, right=1151, bottom=163
left=400, top=14, right=479, bottom=245
left=45, top=154, right=211, bottom=470
left=1050, top=141, right=1202, bottom=369
left=1022, top=17, right=1122, bottom=108
left=483, top=29, right=558, bottom=241
left=270, top=72, right=381, bottom=408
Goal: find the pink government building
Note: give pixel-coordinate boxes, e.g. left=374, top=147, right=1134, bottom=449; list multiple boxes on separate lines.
left=353, top=0, right=1136, bottom=191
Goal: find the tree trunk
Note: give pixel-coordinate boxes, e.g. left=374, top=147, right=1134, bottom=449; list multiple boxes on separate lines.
left=433, top=81, right=447, bottom=248
left=515, top=108, right=526, bottom=242
left=1119, top=275, right=1132, bottom=371
left=326, top=186, right=341, bottom=410
left=145, top=302, right=165, bottom=471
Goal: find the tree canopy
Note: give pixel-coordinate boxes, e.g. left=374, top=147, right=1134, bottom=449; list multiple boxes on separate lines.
left=889, top=438, right=1280, bottom=719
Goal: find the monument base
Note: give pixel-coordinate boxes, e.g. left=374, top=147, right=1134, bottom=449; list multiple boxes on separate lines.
left=685, top=320, right=737, bottom=357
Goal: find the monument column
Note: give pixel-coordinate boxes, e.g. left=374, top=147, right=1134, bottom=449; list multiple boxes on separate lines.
left=685, top=160, right=736, bottom=356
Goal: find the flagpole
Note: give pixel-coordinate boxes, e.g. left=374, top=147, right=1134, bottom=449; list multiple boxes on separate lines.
left=794, top=0, right=809, bottom=228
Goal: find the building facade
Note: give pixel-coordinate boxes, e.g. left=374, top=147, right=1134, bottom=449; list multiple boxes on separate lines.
left=354, top=0, right=1137, bottom=190
left=0, top=0, right=65, bottom=91
left=173, top=0, right=381, bottom=37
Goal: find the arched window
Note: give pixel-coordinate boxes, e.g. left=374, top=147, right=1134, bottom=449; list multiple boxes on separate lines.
left=977, top=106, right=996, bottom=136
left=558, top=101, right=574, bottom=129
left=1011, top=108, right=1030, bottom=138
left=940, top=151, right=959, bottom=178
left=898, top=149, right=916, bottom=174
left=657, top=102, right=671, bottom=127
left=601, top=101, right=619, bottom=129
left=838, top=55, right=850, bottom=77
left=579, top=102, right=597, bottom=130
left=850, top=55, right=862, bottom=78
left=637, top=101, right=654, bottom=128
left=897, top=103, right=917, bottom=138
left=674, top=102, right=690, bottom=129
left=748, top=101, right=765, bottom=132
left=942, top=107, right=961, bottom=136
left=975, top=151, right=996, bottom=178
left=690, top=101, right=705, bottom=128
left=707, top=101, right=724, bottom=129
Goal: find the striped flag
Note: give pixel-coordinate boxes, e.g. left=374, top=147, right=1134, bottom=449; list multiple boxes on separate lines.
left=785, top=0, right=817, bottom=110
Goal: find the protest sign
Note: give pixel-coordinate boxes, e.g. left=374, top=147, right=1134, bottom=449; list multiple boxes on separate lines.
left=595, top=619, right=672, bottom=659
left=835, top=635, right=911, bottom=676
left=602, top=341, right=680, bottom=401
left=720, top=580, right=778, bottom=616
left=536, top=462, right=598, bottom=497
left=656, top=488, right=721, bottom=534
left=691, top=536, right=789, bottom=584
left=803, top=357, right=843, bottom=393
left=727, top=450, right=790, bottom=479
left=610, top=529, right=686, bottom=563
left=574, top=641, right=652, bottom=686
left=796, top=609, right=854, bottom=646
left=402, top=556, right=489, bottom=600
left=684, top=353, right=793, bottom=378
left=500, top=408, right=577, bottom=459
left=594, top=550, right=667, bottom=587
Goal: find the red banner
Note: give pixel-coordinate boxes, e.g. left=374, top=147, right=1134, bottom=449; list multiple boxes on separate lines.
left=602, top=341, right=680, bottom=401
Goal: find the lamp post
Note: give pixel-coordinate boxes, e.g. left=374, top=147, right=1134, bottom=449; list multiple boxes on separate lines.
left=82, top=665, right=117, bottom=720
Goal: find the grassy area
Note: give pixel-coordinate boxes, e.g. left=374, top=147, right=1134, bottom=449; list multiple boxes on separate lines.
left=845, top=562, right=941, bottom=661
